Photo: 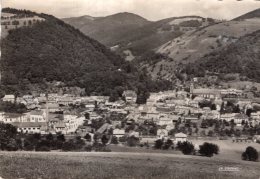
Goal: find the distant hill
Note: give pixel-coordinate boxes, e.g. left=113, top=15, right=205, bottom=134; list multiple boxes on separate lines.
left=63, top=12, right=150, bottom=46
left=64, top=15, right=217, bottom=59
left=233, top=8, right=260, bottom=21
left=138, top=9, right=260, bottom=81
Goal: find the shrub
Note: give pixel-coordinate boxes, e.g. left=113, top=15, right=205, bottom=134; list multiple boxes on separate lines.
left=199, top=142, right=219, bottom=157
left=35, top=140, right=51, bottom=151
left=101, top=135, right=109, bottom=145
left=242, top=146, right=258, bottom=161
left=127, top=136, right=139, bottom=147
left=84, top=145, right=92, bottom=152
left=5, top=138, right=19, bottom=151
left=61, top=140, right=76, bottom=151
left=177, top=141, right=194, bottom=155
left=74, top=136, right=85, bottom=150
left=23, top=139, right=34, bottom=151
left=84, top=133, right=92, bottom=142
left=162, top=139, right=173, bottom=150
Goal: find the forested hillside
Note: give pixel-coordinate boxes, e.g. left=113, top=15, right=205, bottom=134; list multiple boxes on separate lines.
left=1, top=8, right=172, bottom=97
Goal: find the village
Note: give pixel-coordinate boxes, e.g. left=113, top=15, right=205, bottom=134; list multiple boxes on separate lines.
left=1, top=82, right=260, bottom=148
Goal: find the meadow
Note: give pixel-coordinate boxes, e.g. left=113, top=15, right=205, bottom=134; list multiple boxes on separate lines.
left=0, top=151, right=259, bottom=179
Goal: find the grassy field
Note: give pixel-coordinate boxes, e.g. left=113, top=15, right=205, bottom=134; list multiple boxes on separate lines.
left=0, top=151, right=259, bottom=179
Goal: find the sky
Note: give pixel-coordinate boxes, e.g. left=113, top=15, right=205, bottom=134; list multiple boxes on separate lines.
left=2, top=0, right=260, bottom=21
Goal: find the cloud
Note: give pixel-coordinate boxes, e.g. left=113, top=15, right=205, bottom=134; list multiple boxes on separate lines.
left=2, top=0, right=260, bottom=20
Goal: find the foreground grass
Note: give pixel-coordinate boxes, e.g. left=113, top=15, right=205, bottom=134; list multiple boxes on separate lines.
left=0, top=152, right=259, bottom=179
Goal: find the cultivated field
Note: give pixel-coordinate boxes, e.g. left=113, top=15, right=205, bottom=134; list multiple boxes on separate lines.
left=0, top=150, right=259, bottom=179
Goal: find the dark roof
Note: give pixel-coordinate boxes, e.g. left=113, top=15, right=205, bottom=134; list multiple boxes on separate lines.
left=12, top=122, right=47, bottom=128
left=30, top=110, right=44, bottom=115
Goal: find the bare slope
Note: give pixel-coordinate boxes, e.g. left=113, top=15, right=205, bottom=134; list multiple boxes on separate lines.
left=147, top=10, right=260, bottom=80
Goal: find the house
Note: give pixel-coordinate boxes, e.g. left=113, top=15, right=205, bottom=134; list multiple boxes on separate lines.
left=1, top=113, right=29, bottom=123
left=2, top=95, right=15, bottom=103
left=85, top=104, right=95, bottom=112
left=234, top=113, right=249, bottom=125
left=157, top=129, right=168, bottom=138
left=253, top=135, right=260, bottom=143
left=54, top=121, right=67, bottom=134
left=220, top=89, right=243, bottom=97
left=191, top=88, right=221, bottom=99
left=47, top=93, right=59, bottom=103
left=188, top=99, right=199, bottom=108
left=113, top=128, right=125, bottom=137
left=41, top=103, right=60, bottom=113
left=122, top=90, right=137, bottom=104
left=220, top=113, right=236, bottom=122
left=64, top=114, right=85, bottom=133
left=165, top=124, right=175, bottom=131
left=111, top=120, right=122, bottom=128
left=174, top=132, right=187, bottom=143
left=29, top=110, right=46, bottom=122
left=157, top=115, right=173, bottom=126
left=202, top=110, right=220, bottom=120
left=251, top=111, right=260, bottom=120
left=157, top=114, right=179, bottom=126
left=128, top=130, right=140, bottom=138
left=14, top=122, right=47, bottom=134
left=58, top=97, right=74, bottom=106
left=184, top=114, right=199, bottom=122
left=48, top=113, right=63, bottom=124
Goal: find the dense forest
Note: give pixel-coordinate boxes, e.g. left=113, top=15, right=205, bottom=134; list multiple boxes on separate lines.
left=1, top=8, right=173, bottom=99
left=182, top=30, right=260, bottom=82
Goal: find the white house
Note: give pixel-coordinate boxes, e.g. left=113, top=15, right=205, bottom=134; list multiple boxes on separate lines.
left=157, top=129, right=168, bottom=138
left=0, top=113, right=29, bottom=123
left=174, top=132, right=187, bottom=143
left=2, top=95, right=15, bottom=103
left=113, top=128, right=125, bottom=137
left=14, top=122, right=47, bottom=134
left=123, top=90, right=137, bottom=104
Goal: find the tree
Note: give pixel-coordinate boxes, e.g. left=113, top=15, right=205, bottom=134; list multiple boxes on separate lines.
left=177, top=141, right=195, bottom=155
left=199, top=142, right=219, bottom=157
left=0, top=123, right=18, bottom=150
left=233, top=104, right=240, bottom=113
left=154, top=139, right=164, bottom=149
left=109, top=90, right=119, bottom=102
left=163, top=139, right=173, bottom=150
left=101, top=135, right=109, bottom=145
left=74, top=136, right=85, bottom=150
left=220, top=102, right=225, bottom=113
left=211, top=104, right=216, bottom=110
left=57, top=133, right=65, bottom=142
left=84, top=133, right=92, bottom=142
left=246, top=109, right=253, bottom=117
left=46, top=133, right=54, bottom=141
left=242, top=146, right=258, bottom=161
left=111, top=136, right=118, bottom=144
left=61, top=139, right=76, bottom=151
left=35, top=140, right=51, bottom=151
left=84, top=112, right=90, bottom=120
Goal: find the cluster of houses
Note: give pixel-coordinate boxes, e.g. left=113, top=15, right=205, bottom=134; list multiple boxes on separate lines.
left=1, top=85, right=260, bottom=143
